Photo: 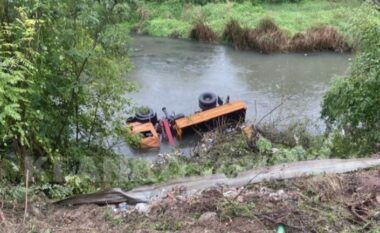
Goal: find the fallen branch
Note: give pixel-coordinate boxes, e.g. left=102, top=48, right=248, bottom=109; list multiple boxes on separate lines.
left=233, top=170, right=266, bottom=201
left=256, top=95, right=293, bottom=126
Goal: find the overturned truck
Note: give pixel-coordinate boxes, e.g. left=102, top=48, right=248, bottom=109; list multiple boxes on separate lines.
left=126, top=92, right=247, bottom=149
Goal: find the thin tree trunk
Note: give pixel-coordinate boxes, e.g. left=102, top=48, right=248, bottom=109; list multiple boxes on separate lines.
left=87, top=97, right=101, bottom=148
left=12, top=139, right=33, bottom=182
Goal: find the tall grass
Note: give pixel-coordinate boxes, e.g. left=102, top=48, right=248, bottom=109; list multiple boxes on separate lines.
left=289, top=26, right=350, bottom=52
left=222, top=18, right=349, bottom=53
left=189, top=23, right=218, bottom=42
left=133, top=0, right=361, bottom=38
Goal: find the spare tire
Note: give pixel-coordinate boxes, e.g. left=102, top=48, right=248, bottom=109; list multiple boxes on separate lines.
left=135, top=107, right=158, bottom=124
left=199, top=92, right=217, bottom=110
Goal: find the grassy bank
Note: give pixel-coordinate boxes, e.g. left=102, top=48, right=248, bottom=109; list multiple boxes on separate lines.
left=131, top=0, right=361, bottom=40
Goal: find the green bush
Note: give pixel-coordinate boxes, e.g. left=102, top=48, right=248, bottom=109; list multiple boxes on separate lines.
left=321, top=1, right=380, bottom=154
left=217, top=200, right=255, bottom=220
left=270, top=145, right=308, bottom=164
left=257, top=136, right=272, bottom=154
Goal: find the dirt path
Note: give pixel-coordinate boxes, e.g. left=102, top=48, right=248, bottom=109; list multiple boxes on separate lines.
left=127, top=157, right=380, bottom=201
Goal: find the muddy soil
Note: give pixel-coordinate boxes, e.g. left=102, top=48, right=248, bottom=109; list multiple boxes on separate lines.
left=1, top=167, right=379, bottom=233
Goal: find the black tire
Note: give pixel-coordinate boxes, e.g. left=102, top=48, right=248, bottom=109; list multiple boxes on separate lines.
left=199, top=92, right=217, bottom=110
left=135, top=107, right=158, bottom=124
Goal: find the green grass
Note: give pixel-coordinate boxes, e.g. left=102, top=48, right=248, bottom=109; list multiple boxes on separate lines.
left=132, top=0, right=361, bottom=38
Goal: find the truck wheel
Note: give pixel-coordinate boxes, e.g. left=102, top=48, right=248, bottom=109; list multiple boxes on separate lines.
left=135, top=107, right=158, bottom=124
left=199, top=92, right=217, bottom=110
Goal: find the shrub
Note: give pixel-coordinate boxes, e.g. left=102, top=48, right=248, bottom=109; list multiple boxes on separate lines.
left=270, top=146, right=308, bottom=164
left=222, top=19, right=243, bottom=43
left=217, top=200, right=255, bottom=220
left=289, top=26, right=349, bottom=52
left=257, top=136, right=272, bottom=154
left=321, top=2, right=380, bottom=154
left=189, top=22, right=218, bottom=42
left=223, top=17, right=289, bottom=53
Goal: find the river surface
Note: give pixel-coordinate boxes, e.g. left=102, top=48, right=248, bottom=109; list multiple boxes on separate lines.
left=115, top=36, right=351, bottom=159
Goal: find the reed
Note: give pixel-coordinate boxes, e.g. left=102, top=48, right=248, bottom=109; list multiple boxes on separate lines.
left=189, top=23, right=217, bottom=43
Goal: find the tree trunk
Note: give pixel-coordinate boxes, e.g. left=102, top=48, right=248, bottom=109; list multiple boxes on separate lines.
left=12, top=139, right=34, bottom=184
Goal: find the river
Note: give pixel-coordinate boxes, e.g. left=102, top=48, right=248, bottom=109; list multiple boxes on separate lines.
left=115, top=36, right=351, bottom=159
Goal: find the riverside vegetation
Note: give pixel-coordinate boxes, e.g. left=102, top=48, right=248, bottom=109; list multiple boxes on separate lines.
left=0, top=0, right=379, bottom=216
left=129, top=0, right=363, bottom=52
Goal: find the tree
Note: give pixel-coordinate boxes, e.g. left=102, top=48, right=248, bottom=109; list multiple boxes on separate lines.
left=0, top=0, right=134, bottom=181
left=321, top=1, right=380, bottom=154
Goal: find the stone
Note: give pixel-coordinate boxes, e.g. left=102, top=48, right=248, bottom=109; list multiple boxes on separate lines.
left=134, top=203, right=150, bottom=214
left=198, top=212, right=218, bottom=225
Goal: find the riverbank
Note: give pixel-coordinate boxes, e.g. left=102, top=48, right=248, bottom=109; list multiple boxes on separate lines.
left=2, top=166, right=379, bottom=232
left=128, top=0, right=361, bottom=53
left=1, top=124, right=379, bottom=232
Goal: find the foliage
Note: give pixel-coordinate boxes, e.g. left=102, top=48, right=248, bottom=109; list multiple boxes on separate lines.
left=144, top=18, right=190, bottom=37
left=321, top=1, right=380, bottom=154
left=0, top=0, right=135, bottom=183
left=131, top=0, right=360, bottom=38
left=256, top=136, right=272, bottom=154
left=0, top=8, right=39, bottom=160
left=144, top=0, right=303, bottom=5
left=193, top=132, right=263, bottom=175
left=123, top=155, right=208, bottom=189
left=64, top=174, right=98, bottom=194
left=270, top=145, right=308, bottom=164
left=123, top=127, right=143, bottom=149
left=217, top=199, right=255, bottom=220
left=125, top=158, right=158, bottom=187
left=0, top=155, right=20, bottom=183
left=39, top=183, right=73, bottom=199
left=0, top=182, right=74, bottom=202
left=259, top=119, right=314, bottom=148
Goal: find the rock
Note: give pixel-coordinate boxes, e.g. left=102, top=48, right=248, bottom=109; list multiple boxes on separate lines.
left=135, top=203, right=150, bottom=214
left=224, top=187, right=242, bottom=198
left=277, top=189, right=286, bottom=197
left=269, top=189, right=288, bottom=201
left=198, top=212, right=217, bottom=225
left=376, top=192, right=380, bottom=204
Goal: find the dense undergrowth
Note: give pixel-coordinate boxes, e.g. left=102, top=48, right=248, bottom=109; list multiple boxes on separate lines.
left=0, top=121, right=356, bottom=202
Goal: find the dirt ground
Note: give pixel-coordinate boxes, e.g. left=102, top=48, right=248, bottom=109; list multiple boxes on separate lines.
left=1, top=167, right=379, bottom=233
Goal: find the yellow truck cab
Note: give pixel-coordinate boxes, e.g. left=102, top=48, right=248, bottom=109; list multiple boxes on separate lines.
left=127, top=121, right=160, bottom=149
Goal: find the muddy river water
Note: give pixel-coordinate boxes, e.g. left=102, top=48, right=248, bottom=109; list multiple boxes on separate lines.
left=115, top=36, right=351, bottom=158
